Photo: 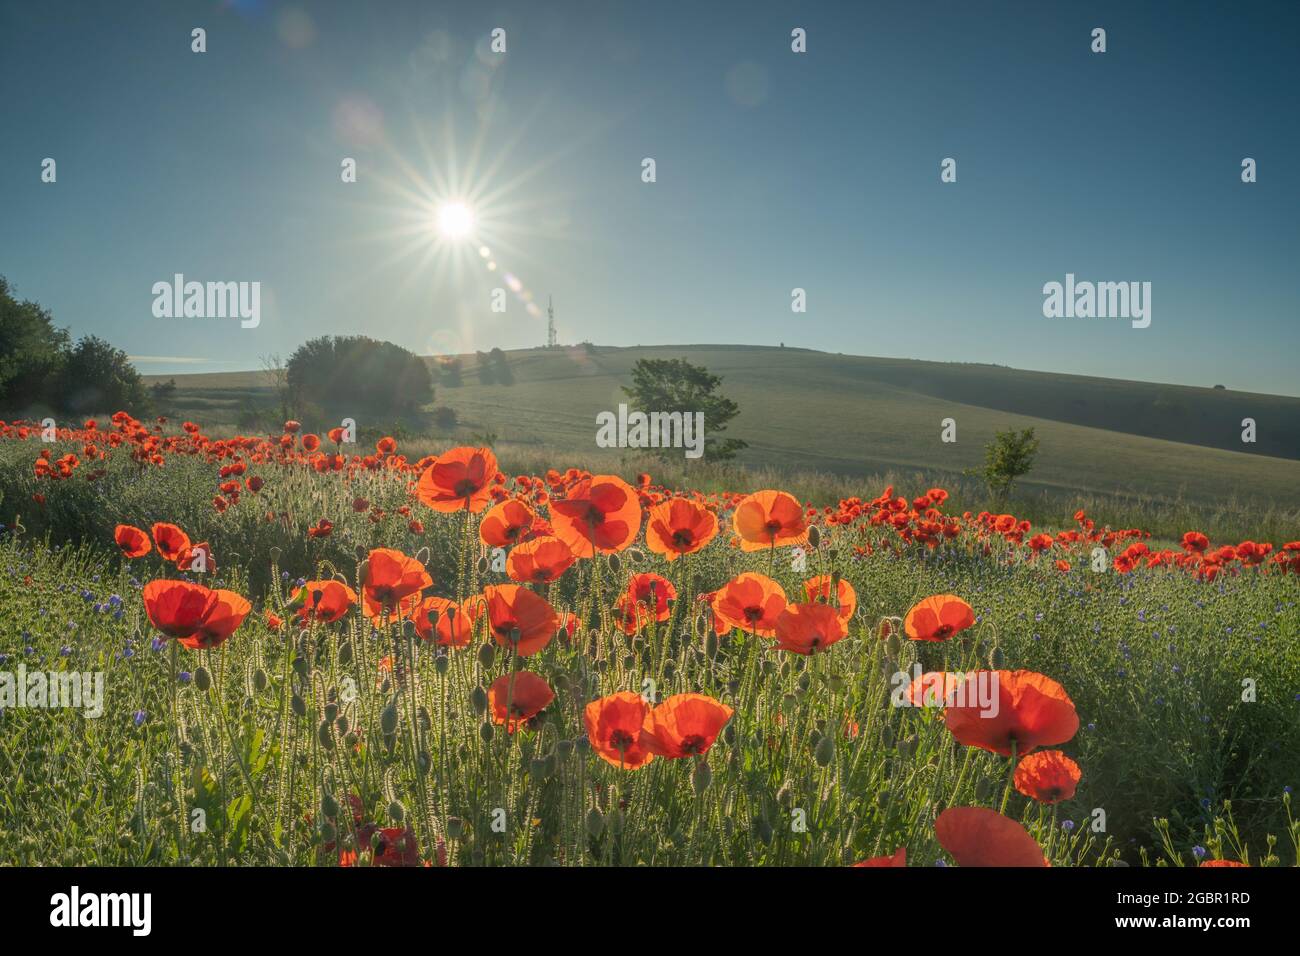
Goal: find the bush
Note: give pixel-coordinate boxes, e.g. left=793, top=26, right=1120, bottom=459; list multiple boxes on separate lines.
left=286, top=335, right=432, bottom=416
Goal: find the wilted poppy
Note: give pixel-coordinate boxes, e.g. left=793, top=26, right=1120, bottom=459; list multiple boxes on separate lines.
left=416, top=446, right=499, bottom=513
left=803, top=574, right=856, bottom=626
left=645, top=498, right=719, bottom=560
left=114, top=524, right=151, bottom=559
left=944, top=669, right=1079, bottom=757
left=934, top=806, right=1048, bottom=867
left=732, top=490, right=807, bottom=552
left=641, top=693, right=733, bottom=758
left=362, top=548, right=432, bottom=620
left=1013, top=749, right=1082, bottom=804
left=150, top=522, right=191, bottom=563
left=292, top=580, right=358, bottom=624
left=904, top=594, right=975, bottom=642
left=772, top=602, right=847, bottom=655
left=853, top=848, right=906, bottom=867
left=584, top=692, right=655, bottom=769
left=506, top=536, right=575, bottom=584
left=143, top=579, right=217, bottom=639
left=479, top=499, right=539, bottom=548
left=178, top=589, right=251, bottom=650
left=550, top=474, right=642, bottom=557
left=488, top=671, right=555, bottom=733
left=711, top=572, right=787, bottom=636
left=483, top=584, right=559, bottom=656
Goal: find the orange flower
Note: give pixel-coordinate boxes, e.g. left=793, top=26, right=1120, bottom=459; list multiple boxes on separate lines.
left=265, top=611, right=284, bottom=631
left=143, top=579, right=217, bottom=639
left=150, top=522, right=191, bottom=563
left=803, top=574, right=856, bottom=626
left=934, top=807, right=1048, bottom=867
left=506, top=536, right=575, bottom=584
left=903, top=594, right=975, bottom=642
left=641, top=693, right=733, bottom=758
left=1013, top=749, right=1082, bottom=804
left=483, top=584, right=559, bottom=656
left=479, top=499, right=538, bottom=548
left=903, top=671, right=963, bottom=709
left=549, top=474, right=642, bottom=557
left=178, top=589, right=251, bottom=650
left=1199, top=860, right=1248, bottom=867
left=944, top=670, right=1079, bottom=757
left=711, top=572, right=787, bottom=636
left=488, top=671, right=554, bottom=733
left=413, top=595, right=485, bottom=648
left=772, top=602, right=847, bottom=655
left=292, top=580, right=358, bottom=624
left=361, top=548, right=432, bottom=620
left=645, top=498, right=718, bottom=560
left=584, top=692, right=655, bottom=769
left=114, top=524, right=151, bottom=559
left=416, top=446, right=498, bottom=513
left=853, top=848, right=906, bottom=867
left=731, top=490, right=807, bottom=552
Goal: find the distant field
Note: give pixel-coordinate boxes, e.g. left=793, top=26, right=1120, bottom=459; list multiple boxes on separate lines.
left=149, top=344, right=1300, bottom=519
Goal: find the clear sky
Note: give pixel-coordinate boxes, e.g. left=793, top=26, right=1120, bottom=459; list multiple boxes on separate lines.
left=2, top=0, right=1297, bottom=394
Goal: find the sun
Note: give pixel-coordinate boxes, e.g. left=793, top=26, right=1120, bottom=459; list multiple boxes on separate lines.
left=435, top=201, right=475, bottom=240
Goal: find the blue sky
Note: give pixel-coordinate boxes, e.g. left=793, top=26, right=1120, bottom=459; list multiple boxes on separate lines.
left=2, top=0, right=1297, bottom=394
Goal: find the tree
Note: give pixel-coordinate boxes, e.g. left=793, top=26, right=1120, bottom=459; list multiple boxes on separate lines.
left=980, top=427, right=1039, bottom=502
left=56, top=335, right=148, bottom=414
left=286, top=335, right=432, bottom=415
left=621, top=357, right=747, bottom=460
left=0, top=275, right=70, bottom=411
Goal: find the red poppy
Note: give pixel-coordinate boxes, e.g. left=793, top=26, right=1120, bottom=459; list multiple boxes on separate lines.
left=853, top=848, right=906, bottom=867
left=732, top=490, right=807, bottom=552
left=114, top=524, right=151, bottom=559
left=903, top=594, right=975, bottom=642
left=482, top=584, right=559, bottom=656
left=711, top=572, right=787, bottom=636
left=944, top=669, right=1079, bottom=757
left=934, top=807, right=1048, bottom=867
left=292, top=580, right=358, bottom=624
left=1014, top=749, right=1082, bottom=804
left=1181, top=531, right=1210, bottom=554
left=549, top=474, right=642, bottom=557
left=645, top=498, right=719, bottom=560
left=641, top=693, right=733, bottom=758
left=903, top=671, right=963, bottom=709
left=584, top=692, right=655, bottom=769
left=150, top=522, right=191, bottom=563
left=178, top=589, right=251, bottom=650
left=413, top=595, right=485, bottom=648
left=416, top=446, right=499, bottom=513
left=361, top=548, right=432, bottom=620
left=772, top=602, right=848, bottom=655
left=506, top=536, right=576, bottom=584
left=376, top=436, right=397, bottom=456
left=488, top=671, right=555, bottom=733
left=1199, top=860, right=1248, bottom=868
left=479, top=499, right=539, bottom=548
left=803, top=574, right=856, bottom=626
left=143, top=579, right=217, bottom=639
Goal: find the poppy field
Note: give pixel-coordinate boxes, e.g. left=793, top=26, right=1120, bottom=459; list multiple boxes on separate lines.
left=2, top=414, right=1299, bottom=868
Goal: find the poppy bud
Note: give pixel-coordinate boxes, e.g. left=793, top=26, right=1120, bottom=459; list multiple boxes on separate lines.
left=417, top=706, right=431, bottom=732
left=780, top=693, right=799, bottom=716
left=380, top=699, right=399, bottom=735
left=253, top=669, right=268, bottom=692
left=479, top=721, right=494, bottom=743
left=705, top=631, right=718, bottom=660
left=476, top=555, right=489, bottom=575
left=621, top=653, right=636, bottom=669
left=194, top=666, right=211, bottom=691
left=880, top=723, right=894, bottom=748
left=345, top=732, right=358, bottom=748
left=291, top=693, right=307, bottom=717
left=415, top=546, right=431, bottom=565
left=470, top=685, right=488, bottom=714
left=607, top=553, right=622, bottom=575
left=477, top=643, right=495, bottom=669
left=989, top=644, right=1006, bottom=668
left=335, top=715, right=349, bottom=735
left=575, top=734, right=590, bottom=751
left=357, top=559, right=369, bottom=583
left=319, top=821, right=336, bottom=844
left=607, top=810, right=625, bottom=835
left=585, top=808, right=605, bottom=837
left=808, top=525, right=821, bottom=549
left=388, top=800, right=405, bottom=823
left=628, top=548, right=645, bottom=563
left=885, top=632, right=902, bottom=658
left=880, top=657, right=898, bottom=680
left=321, top=792, right=339, bottom=819
left=723, top=723, right=736, bottom=746
left=814, top=734, right=835, bottom=767
left=797, top=672, right=812, bottom=693
left=338, top=640, right=353, bottom=665
left=324, top=702, right=338, bottom=722
left=435, top=654, right=450, bottom=675
left=827, top=675, right=845, bottom=693
left=693, top=759, right=712, bottom=794
left=318, top=720, right=334, bottom=750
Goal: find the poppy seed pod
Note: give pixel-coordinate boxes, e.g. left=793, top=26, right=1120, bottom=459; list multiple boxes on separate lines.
left=470, top=685, right=488, bottom=714
left=693, top=759, right=712, bottom=794
left=324, top=702, right=338, bottom=722
left=814, top=734, right=836, bottom=767
left=585, top=808, right=605, bottom=837
left=434, top=654, right=450, bottom=675
left=318, top=720, right=334, bottom=750
left=807, top=525, right=821, bottom=549
left=477, top=643, right=495, bottom=669
left=387, top=800, right=405, bottom=823
left=338, top=641, right=353, bottom=665
left=380, top=700, right=398, bottom=735
left=989, top=644, right=1006, bottom=668
left=607, top=553, right=622, bottom=575
left=479, top=721, right=494, bottom=743
left=194, top=666, right=211, bottom=691
left=476, top=555, right=489, bottom=575
left=291, top=693, right=307, bottom=717
left=253, top=668, right=268, bottom=692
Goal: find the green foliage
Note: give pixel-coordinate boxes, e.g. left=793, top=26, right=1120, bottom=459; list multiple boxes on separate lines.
left=621, top=357, right=747, bottom=460
left=56, top=335, right=149, bottom=415
left=980, top=427, right=1040, bottom=502
left=0, top=275, right=70, bottom=412
left=286, top=335, right=432, bottom=416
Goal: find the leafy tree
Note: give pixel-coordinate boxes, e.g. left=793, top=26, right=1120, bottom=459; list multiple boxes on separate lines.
left=56, top=335, right=148, bottom=414
left=287, top=335, right=432, bottom=415
left=0, top=275, right=70, bottom=410
left=489, top=347, right=514, bottom=385
left=621, top=357, right=747, bottom=460
left=980, top=427, right=1040, bottom=502
left=475, top=350, right=497, bottom=385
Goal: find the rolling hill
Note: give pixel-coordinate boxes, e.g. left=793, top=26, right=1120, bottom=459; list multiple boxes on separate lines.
left=150, top=344, right=1300, bottom=511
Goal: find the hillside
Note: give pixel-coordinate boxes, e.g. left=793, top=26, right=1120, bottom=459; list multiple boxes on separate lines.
left=150, top=344, right=1300, bottom=510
